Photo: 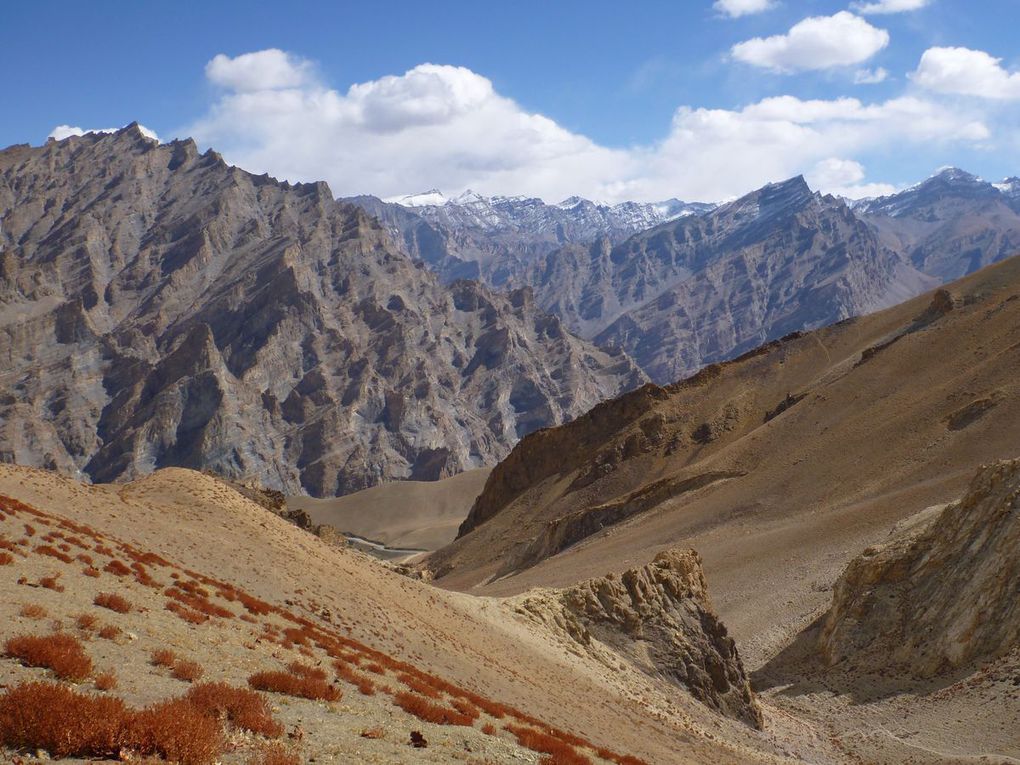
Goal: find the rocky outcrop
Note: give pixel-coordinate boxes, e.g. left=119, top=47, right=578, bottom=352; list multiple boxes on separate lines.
left=514, top=548, right=762, bottom=728
left=818, top=458, right=1020, bottom=677
left=0, top=127, right=644, bottom=495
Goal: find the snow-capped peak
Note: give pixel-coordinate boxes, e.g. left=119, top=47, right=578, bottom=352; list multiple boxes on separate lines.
left=385, top=189, right=448, bottom=207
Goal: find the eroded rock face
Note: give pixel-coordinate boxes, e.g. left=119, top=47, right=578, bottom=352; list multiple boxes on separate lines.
left=0, top=127, right=644, bottom=495
left=819, top=458, right=1020, bottom=677
left=514, top=548, right=763, bottom=728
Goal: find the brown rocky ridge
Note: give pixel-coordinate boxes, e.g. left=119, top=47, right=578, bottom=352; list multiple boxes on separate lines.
left=0, top=127, right=643, bottom=496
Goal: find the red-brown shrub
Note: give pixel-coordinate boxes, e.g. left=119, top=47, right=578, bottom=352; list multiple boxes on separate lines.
left=334, top=662, right=376, bottom=695
left=103, top=559, right=131, bottom=577
left=539, top=755, right=593, bottom=765
left=286, top=661, right=327, bottom=681
left=185, top=682, right=284, bottom=738
left=75, top=613, right=99, bottom=632
left=361, top=727, right=385, bottom=739
left=98, top=624, right=122, bottom=641
left=247, top=743, right=300, bottom=765
left=152, top=648, right=178, bottom=668
left=451, top=698, right=481, bottom=721
left=238, top=592, right=273, bottom=616
left=23, top=524, right=35, bottom=537
left=166, top=600, right=209, bottom=625
left=397, top=672, right=442, bottom=699
left=392, top=692, right=475, bottom=726
left=247, top=671, right=341, bottom=702
left=83, top=566, right=101, bottom=578
left=94, top=592, right=132, bottom=614
left=18, top=603, right=46, bottom=620
left=34, top=544, right=73, bottom=563
left=0, top=552, right=13, bottom=565
left=4, top=633, right=93, bottom=681
left=124, top=698, right=223, bottom=765
left=0, top=681, right=125, bottom=757
left=76, top=552, right=94, bottom=565
left=40, top=574, right=64, bottom=592
left=506, top=724, right=591, bottom=764
left=482, top=723, right=497, bottom=735
left=172, top=660, right=205, bottom=683
left=95, top=671, right=118, bottom=691
left=364, top=662, right=385, bottom=675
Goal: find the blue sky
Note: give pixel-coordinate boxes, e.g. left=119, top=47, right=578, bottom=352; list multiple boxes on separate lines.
left=4, top=0, right=1019, bottom=202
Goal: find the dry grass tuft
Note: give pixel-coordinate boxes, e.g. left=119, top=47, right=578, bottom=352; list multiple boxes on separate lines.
left=18, top=603, right=47, bottom=620
left=151, top=648, right=178, bottom=668
left=40, top=574, right=64, bottom=592
left=0, top=681, right=125, bottom=758
left=94, top=591, right=132, bottom=613
left=95, top=671, right=118, bottom=691
left=75, top=613, right=99, bottom=632
left=247, top=742, right=300, bottom=765
left=98, top=624, right=122, bottom=641
left=124, top=697, right=224, bottom=765
left=171, top=660, right=205, bottom=683
left=392, top=691, right=475, bottom=727
left=4, top=633, right=93, bottom=681
left=185, top=682, right=284, bottom=738
left=247, top=670, right=341, bottom=702
left=505, top=724, right=592, bottom=765
left=361, top=727, right=385, bottom=739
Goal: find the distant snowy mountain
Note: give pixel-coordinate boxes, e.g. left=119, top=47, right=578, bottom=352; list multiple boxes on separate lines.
left=349, top=190, right=714, bottom=286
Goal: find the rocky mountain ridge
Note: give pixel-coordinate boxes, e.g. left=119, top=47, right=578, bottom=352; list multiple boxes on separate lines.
left=0, top=126, right=643, bottom=496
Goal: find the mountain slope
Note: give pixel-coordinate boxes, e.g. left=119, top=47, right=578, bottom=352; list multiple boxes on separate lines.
left=525, top=176, right=934, bottom=383
left=424, top=254, right=1020, bottom=675
left=0, top=463, right=806, bottom=764
left=0, top=128, right=643, bottom=497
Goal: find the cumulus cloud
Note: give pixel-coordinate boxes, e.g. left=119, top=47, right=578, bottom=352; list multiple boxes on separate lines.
left=852, top=0, right=931, bottom=14
left=713, top=0, right=775, bottom=18
left=48, top=124, right=159, bottom=142
left=807, top=157, right=897, bottom=198
left=731, top=12, right=889, bottom=73
left=184, top=49, right=990, bottom=203
left=206, top=49, right=314, bottom=92
left=912, top=46, right=1020, bottom=100
left=854, top=67, right=889, bottom=84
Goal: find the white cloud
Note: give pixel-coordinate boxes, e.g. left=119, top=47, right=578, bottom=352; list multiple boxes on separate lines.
left=854, top=67, right=889, bottom=84
left=48, top=124, right=159, bottom=142
left=713, top=0, right=775, bottom=18
left=806, top=157, right=897, bottom=198
left=206, top=49, right=314, bottom=92
left=731, top=12, right=889, bottom=73
left=912, top=46, right=1020, bottom=100
left=852, top=0, right=931, bottom=14
left=183, top=49, right=990, bottom=204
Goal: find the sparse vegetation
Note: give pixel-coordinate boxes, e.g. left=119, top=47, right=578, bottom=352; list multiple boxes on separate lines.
left=39, top=573, right=64, bottom=591
left=152, top=648, right=178, bottom=668
left=94, top=591, right=132, bottom=613
left=124, top=697, right=224, bottom=764
left=392, top=691, right=475, bottom=726
left=247, top=742, right=300, bottom=765
left=172, top=659, right=205, bottom=683
left=0, top=552, right=13, bottom=565
left=247, top=669, right=341, bottom=702
left=4, top=633, right=93, bottom=681
left=95, top=671, right=118, bottom=691
left=18, top=603, right=47, bottom=620
left=98, top=624, right=122, bottom=641
left=83, top=566, right=101, bottom=577
left=185, top=682, right=284, bottom=738
left=103, top=559, right=132, bottom=577
left=34, top=544, right=73, bottom=563
left=166, top=600, right=210, bottom=625
left=506, top=724, right=592, bottom=765
left=75, top=613, right=99, bottom=632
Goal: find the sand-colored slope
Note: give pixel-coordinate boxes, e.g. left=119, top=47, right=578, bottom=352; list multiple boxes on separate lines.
left=0, top=464, right=817, bottom=764
left=287, top=468, right=490, bottom=551
left=427, top=255, right=1020, bottom=674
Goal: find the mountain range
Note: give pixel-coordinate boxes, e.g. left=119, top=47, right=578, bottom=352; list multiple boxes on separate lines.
left=358, top=167, right=1020, bottom=384
left=0, top=126, right=642, bottom=496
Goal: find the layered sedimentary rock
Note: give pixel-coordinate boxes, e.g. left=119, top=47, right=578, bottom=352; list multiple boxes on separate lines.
left=514, top=548, right=762, bottom=727
left=818, top=458, right=1020, bottom=677
left=0, top=127, right=643, bottom=495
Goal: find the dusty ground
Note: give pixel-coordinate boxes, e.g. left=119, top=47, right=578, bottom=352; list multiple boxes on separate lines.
left=287, top=468, right=491, bottom=552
